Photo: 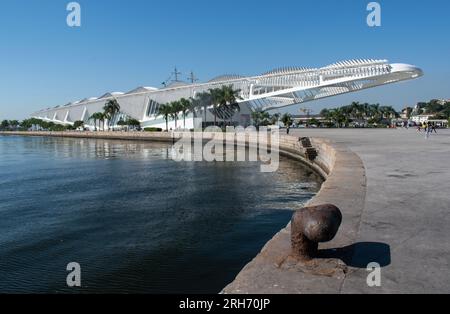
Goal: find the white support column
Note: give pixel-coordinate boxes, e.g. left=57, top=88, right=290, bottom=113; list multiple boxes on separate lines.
left=81, top=107, right=87, bottom=122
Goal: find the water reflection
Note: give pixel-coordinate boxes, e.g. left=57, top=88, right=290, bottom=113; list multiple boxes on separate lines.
left=18, top=136, right=173, bottom=160
left=0, top=135, right=322, bottom=293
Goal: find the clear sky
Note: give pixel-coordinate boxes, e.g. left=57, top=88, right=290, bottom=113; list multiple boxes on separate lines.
left=0, top=0, right=449, bottom=120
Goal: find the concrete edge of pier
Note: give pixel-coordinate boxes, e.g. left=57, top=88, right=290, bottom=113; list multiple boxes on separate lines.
left=222, top=136, right=367, bottom=294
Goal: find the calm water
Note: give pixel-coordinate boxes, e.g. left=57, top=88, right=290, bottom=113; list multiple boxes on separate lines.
left=0, top=135, right=322, bottom=293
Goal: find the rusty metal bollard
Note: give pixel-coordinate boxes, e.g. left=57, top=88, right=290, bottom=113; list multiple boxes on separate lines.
left=291, top=204, right=342, bottom=260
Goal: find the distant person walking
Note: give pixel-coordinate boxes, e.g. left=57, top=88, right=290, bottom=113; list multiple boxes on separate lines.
left=286, top=125, right=290, bottom=135
left=425, top=122, right=432, bottom=139
left=431, top=124, right=438, bottom=134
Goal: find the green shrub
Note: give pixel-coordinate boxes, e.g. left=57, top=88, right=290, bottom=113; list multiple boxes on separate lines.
left=49, top=124, right=67, bottom=131
left=144, top=127, right=163, bottom=132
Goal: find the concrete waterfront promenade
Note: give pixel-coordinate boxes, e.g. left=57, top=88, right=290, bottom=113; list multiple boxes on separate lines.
left=225, top=129, right=450, bottom=294
left=2, top=129, right=449, bottom=293
left=296, top=128, right=450, bottom=293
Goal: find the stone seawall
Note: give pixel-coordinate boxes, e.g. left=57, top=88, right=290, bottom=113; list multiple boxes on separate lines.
left=1, top=131, right=366, bottom=293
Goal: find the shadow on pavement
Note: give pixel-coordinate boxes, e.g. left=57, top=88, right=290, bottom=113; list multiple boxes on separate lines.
left=318, top=242, right=391, bottom=268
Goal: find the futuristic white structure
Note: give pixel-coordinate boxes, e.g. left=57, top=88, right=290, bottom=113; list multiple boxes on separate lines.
left=32, top=59, right=423, bottom=129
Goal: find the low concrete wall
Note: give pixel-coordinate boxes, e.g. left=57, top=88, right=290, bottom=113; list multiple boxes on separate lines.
left=276, top=135, right=335, bottom=179
left=1, top=131, right=366, bottom=293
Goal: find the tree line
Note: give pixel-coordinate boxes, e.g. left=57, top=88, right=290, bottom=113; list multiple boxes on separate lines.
left=88, top=99, right=139, bottom=131
left=1, top=118, right=78, bottom=132
left=156, top=85, right=241, bottom=131
left=412, top=99, right=450, bottom=120
left=0, top=99, right=140, bottom=132
left=320, top=102, right=399, bottom=127
left=250, top=110, right=293, bottom=129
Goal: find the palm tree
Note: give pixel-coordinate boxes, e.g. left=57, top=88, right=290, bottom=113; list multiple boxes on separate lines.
left=350, top=101, right=363, bottom=120
left=207, top=86, right=242, bottom=127
left=10, top=120, right=19, bottom=129
left=89, top=112, right=104, bottom=131
left=157, top=104, right=172, bottom=132
left=209, top=88, right=222, bottom=126
left=320, top=108, right=330, bottom=117
left=127, top=118, right=141, bottom=130
left=251, top=110, right=263, bottom=128
left=363, top=104, right=371, bottom=119
left=73, top=120, right=84, bottom=130
left=1, top=120, right=9, bottom=130
left=117, top=118, right=127, bottom=130
left=179, top=98, right=191, bottom=129
left=194, top=91, right=213, bottom=128
left=103, top=98, right=121, bottom=130
left=322, top=109, right=335, bottom=127
left=281, top=113, right=293, bottom=128
left=188, top=96, right=203, bottom=123
left=371, top=103, right=380, bottom=119
left=220, top=85, right=242, bottom=126
left=270, top=113, right=280, bottom=125
left=261, top=111, right=271, bottom=126
left=334, top=108, right=348, bottom=127
left=99, top=113, right=107, bottom=131
left=323, top=108, right=346, bottom=127
left=169, top=101, right=182, bottom=129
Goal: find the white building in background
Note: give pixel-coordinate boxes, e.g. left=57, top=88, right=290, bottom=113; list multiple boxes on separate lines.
left=436, top=99, right=450, bottom=105
left=31, top=59, right=423, bottom=130
left=411, top=114, right=435, bottom=124
left=411, top=114, right=448, bottom=128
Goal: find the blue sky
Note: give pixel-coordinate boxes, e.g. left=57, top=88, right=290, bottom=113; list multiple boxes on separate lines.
left=0, top=0, right=449, bottom=120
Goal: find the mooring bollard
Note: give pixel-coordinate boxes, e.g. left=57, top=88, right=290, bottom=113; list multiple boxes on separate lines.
left=291, top=204, right=342, bottom=260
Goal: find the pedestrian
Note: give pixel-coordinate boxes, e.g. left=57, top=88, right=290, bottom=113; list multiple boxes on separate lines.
left=432, top=124, right=438, bottom=134
left=425, top=122, right=432, bottom=139
left=286, top=124, right=290, bottom=135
